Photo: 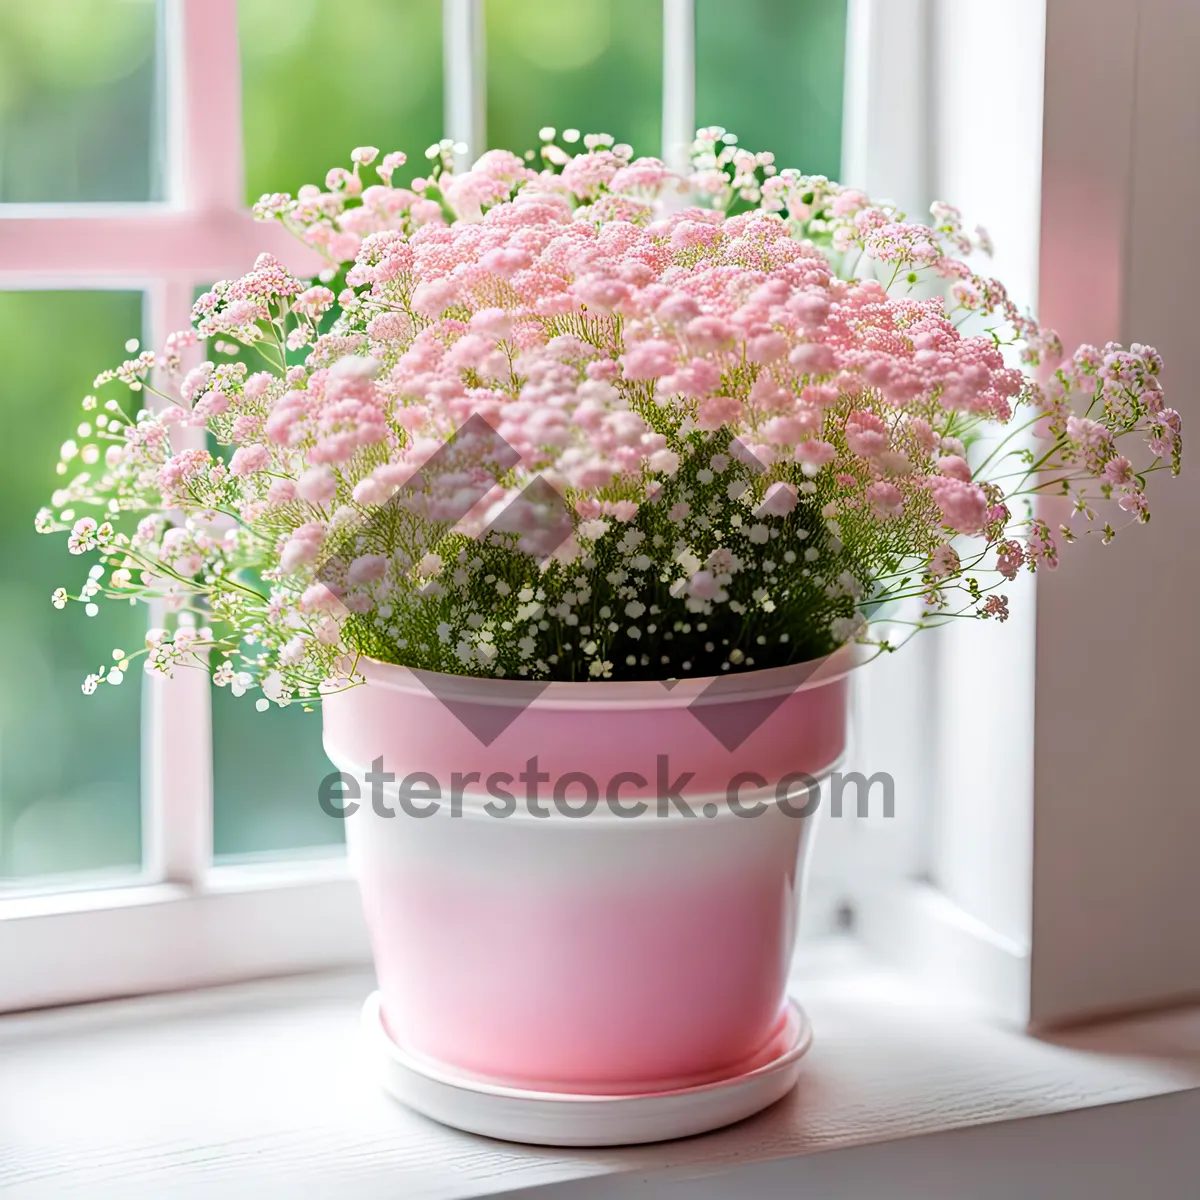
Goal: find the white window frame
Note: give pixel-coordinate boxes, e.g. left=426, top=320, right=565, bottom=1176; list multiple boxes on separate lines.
left=0, top=0, right=366, bottom=1010
left=3, top=0, right=909, bottom=1010
left=9, top=0, right=1186, bottom=1028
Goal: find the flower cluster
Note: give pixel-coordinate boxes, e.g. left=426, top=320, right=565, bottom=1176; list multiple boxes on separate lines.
left=40, top=128, right=1181, bottom=702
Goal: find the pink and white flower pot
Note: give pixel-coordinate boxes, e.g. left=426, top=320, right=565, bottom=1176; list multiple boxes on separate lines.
left=322, top=649, right=852, bottom=1108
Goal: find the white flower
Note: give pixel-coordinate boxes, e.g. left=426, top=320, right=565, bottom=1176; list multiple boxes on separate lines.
left=230, top=671, right=253, bottom=697
left=578, top=519, right=609, bottom=541
left=624, top=600, right=646, bottom=619
left=279, top=636, right=306, bottom=666
left=67, top=518, right=98, bottom=554
left=416, top=552, right=443, bottom=578
left=51, top=588, right=68, bottom=609
left=107, top=669, right=124, bottom=686
left=82, top=674, right=101, bottom=695
left=213, top=661, right=234, bottom=687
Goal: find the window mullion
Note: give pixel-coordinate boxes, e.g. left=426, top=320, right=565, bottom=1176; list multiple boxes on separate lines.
left=661, top=0, right=695, bottom=170
left=840, top=0, right=933, bottom=222
left=143, top=278, right=213, bottom=887
left=444, top=0, right=486, bottom=172
left=164, top=0, right=245, bottom=211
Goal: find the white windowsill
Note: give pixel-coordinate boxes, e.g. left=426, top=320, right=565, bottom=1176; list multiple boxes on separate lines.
left=1, top=939, right=1198, bottom=1199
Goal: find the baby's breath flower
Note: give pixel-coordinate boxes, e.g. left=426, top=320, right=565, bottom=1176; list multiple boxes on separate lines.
left=36, top=130, right=1178, bottom=692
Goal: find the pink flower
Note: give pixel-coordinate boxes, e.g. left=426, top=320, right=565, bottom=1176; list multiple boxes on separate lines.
left=294, top=286, right=335, bottom=318
left=267, top=479, right=297, bottom=505
left=846, top=412, right=889, bottom=458
left=1118, top=489, right=1149, bottom=519
left=930, top=478, right=989, bottom=534
left=930, top=543, right=960, bottom=577
left=229, top=445, right=271, bottom=477
left=996, top=539, right=1024, bottom=581
left=300, top=583, right=346, bottom=614
left=747, top=333, right=788, bottom=364
left=621, top=340, right=676, bottom=380
left=411, top=279, right=459, bottom=317
left=280, top=539, right=319, bottom=574
left=352, top=476, right=392, bottom=506
left=279, top=521, right=326, bottom=574
left=1026, top=520, right=1058, bottom=570
left=685, top=316, right=734, bottom=353
left=936, top=454, right=972, bottom=482
left=297, top=466, right=337, bottom=506
left=866, top=480, right=904, bottom=519
left=194, top=390, right=229, bottom=417
left=1103, top=455, right=1134, bottom=486
left=696, top=394, right=743, bottom=431
left=788, top=343, right=836, bottom=374
left=795, top=439, right=837, bottom=471
left=982, top=595, right=1009, bottom=621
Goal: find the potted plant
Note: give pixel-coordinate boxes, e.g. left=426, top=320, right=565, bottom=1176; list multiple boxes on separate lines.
left=39, top=128, right=1181, bottom=1143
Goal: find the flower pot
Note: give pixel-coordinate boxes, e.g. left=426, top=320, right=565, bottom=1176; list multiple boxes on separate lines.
left=322, top=648, right=853, bottom=1100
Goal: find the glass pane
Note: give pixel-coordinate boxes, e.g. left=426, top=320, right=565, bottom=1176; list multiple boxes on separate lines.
left=211, top=689, right=342, bottom=859
left=240, top=0, right=443, bottom=203
left=487, top=0, right=662, bottom=157
left=696, top=0, right=847, bottom=178
left=0, top=291, right=143, bottom=885
left=0, top=1, right=161, bottom=203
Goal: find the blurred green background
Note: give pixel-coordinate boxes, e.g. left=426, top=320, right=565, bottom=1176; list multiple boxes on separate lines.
left=0, top=0, right=845, bottom=883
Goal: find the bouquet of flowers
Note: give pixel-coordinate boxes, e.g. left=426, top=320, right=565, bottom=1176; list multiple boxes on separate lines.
left=39, top=127, right=1181, bottom=704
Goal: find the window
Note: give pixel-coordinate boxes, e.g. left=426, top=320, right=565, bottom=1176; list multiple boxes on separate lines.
left=0, top=0, right=925, bottom=1012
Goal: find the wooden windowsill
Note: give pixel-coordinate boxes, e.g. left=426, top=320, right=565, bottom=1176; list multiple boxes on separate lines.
left=2, top=939, right=1198, bottom=1198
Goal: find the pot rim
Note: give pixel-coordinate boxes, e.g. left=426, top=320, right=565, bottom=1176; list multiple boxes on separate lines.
left=351, top=640, right=864, bottom=712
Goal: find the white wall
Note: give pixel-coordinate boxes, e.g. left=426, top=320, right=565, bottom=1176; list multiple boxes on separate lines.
left=927, top=0, right=1044, bottom=954
left=1031, top=0, right=1200, bottom=1025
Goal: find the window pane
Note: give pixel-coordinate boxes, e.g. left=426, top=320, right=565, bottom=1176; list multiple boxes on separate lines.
left=696, top=0, right=847, bottom=177
left=240, top=0, right=443, bottom=203
left=211, top=689, right=342, bottom=859
left=0, top=1, right=161, bottom=203
left=487, top=0, right=662, bottom=156
left=0, top=291, right=143, bottom=885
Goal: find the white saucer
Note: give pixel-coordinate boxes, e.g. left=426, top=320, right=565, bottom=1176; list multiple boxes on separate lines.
left=362, top=992, right=812, bottom=1146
